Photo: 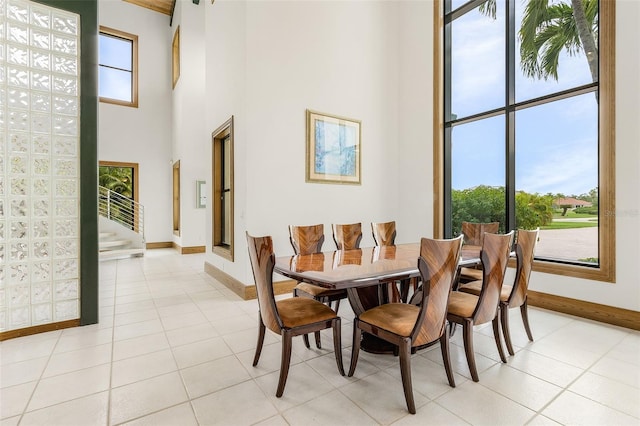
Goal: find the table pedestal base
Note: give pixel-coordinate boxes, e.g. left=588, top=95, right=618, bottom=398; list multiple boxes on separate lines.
left=360, top=333, right=397, bottom=355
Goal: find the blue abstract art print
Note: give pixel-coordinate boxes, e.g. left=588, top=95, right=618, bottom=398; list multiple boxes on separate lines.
left=306, top=110, right=361, bottom=184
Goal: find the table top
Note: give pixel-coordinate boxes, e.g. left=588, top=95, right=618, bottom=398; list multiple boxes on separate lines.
left=274, top=243, right=481, bottom=290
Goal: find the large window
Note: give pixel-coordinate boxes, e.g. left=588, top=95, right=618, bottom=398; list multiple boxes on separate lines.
left=436, top=0, right=615, bottom=281
left=98, top=26, right=138, bottom=107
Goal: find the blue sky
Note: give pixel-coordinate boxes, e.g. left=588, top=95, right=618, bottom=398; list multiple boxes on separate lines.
left=450, top=0, right=598, bottom=196
left=98, top=34, right=132, bottom=102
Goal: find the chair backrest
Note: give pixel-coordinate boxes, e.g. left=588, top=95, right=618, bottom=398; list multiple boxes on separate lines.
left=413, top=235, right=463, bottom=346
left=473, top=231, right=514, bottom=324
left=371, top=221, right=396, bottom=246
left=246, top=233, right=282, bottom=334
left=461, top=221, right=500, bottom=246
left=332, top=223, right=362, bottom=250
left=508, top=228, right=539, bottom=307
left=289, top=224, right=324, bottom=255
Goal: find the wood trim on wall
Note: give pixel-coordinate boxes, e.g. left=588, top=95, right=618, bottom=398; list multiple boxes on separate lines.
left=172, top=243, right=205, bottom=254
left=0, top=319, right=80, bottom=341
left=528, top=290, right=639, bottom=331
left=204, top=262, right=297, bottom=300
left=146, top=241, right=173, bottom=249
left=146, top=242, right=205, bottom=253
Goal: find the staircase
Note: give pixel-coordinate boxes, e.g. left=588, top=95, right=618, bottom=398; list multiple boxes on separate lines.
left=98, top=186, right=145, bottom=260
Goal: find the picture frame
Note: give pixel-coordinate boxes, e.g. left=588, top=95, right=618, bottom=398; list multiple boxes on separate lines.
left=306, top=109, right=361, bottom=185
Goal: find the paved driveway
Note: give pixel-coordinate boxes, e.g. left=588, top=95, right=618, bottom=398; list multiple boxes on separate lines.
left=535, top=226, right=598, bottom=260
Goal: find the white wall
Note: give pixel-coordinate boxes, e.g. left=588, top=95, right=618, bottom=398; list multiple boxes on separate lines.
left=98, top=0, right=173, bottom=244
left=204, top=0, right=403, bottom=283
left=397, top=1, right=436, bottom=242
left=170, top=0, right=207, bottom=248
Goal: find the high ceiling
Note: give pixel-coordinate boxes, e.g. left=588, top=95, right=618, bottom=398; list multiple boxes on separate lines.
left=123, top=0, right=174, bottom=16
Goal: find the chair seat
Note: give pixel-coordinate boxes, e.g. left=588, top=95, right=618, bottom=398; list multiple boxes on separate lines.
left=276, top=297, right=338, bottom=328
left=295, top=282, right=346, bottom=298
left=459, top=280, right=511, bottom=301
left=359, top=303, right=420, bottom=337
left=447, top=291, right=479, bottom=318
left=458, top=266, right=483, bottom=282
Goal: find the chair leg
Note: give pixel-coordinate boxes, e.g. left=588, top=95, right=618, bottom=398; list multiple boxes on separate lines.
left=303, top=333, right=311, bottom=349
left=276, top=330, right=293, bottom=398
left=520, top=297, right=534, bottom=342
left=348, top=321, right=362, bottom=377
left=500, top=302, right=515, bottom=356
left=492, top=312, right=507, bottom=363
left=332, top=318, right=345, bottom=376
left=462, top=319, right=479, bottom=382
left=334, top=299, right=341, bottom=314
left=399, top=337, right=416, bottom=414
left=449, top=321, right=457, bottom=338
left=314, top=331, right=322, bottom=349
left=439, top=327, right=456, bottom=387
left=253, top=316, right=266, bottom=366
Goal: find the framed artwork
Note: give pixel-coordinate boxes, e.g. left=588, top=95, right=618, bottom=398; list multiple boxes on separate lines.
left=306, top=109, right=361, bottom=184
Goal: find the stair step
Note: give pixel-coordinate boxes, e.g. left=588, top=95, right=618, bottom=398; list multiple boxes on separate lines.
left=99, top=239, right=131, bottom=250
left=99, top=248, right=144, bottom=261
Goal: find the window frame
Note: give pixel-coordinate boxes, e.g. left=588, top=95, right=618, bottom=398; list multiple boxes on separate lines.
left=433, top=0, right=615, bottom=282
left=99, top=26, right=139, bottom=108
left=212, top=117, right=235, bottom=262
left=172, top=26, right=180, bottom=89
left=173, top=160, right=181, bottom=236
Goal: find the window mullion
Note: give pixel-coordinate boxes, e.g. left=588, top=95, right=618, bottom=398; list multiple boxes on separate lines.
left=443, top=17, right=453, bottom=238
left=505, top=0, right=516, bottom=232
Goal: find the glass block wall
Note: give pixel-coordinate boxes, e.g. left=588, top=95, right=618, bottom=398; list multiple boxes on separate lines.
left=1, top=0, right=81, bottom=332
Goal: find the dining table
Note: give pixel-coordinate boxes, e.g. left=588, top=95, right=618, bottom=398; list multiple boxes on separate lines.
left=274, top=242, right=482, bottom=354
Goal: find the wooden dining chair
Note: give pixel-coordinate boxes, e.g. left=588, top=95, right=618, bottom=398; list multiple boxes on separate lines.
left=289, top=224, right=348, bottom=349
left=348, top=235, right=463, bottom=414
left=332, top=222, right=363, bottom=250
left=458, top=221, right=501, bottom=283
left=371, top=220, right=416, bottom=303
left=246, top=232, right=345, bottom=397
left=446, top=231, right=513, bottom=382
left=458, top=228, right=539, bottom=355
left=371, top=221, right=396, bottom=246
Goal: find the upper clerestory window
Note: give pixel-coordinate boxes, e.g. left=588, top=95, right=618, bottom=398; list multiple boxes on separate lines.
left=99, top=26, right=138, bottom=108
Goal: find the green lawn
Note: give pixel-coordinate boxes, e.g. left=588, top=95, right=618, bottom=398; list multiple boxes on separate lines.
left=553, top=211, right=598, bottom=219
left=541, top=221, right=599, bottom=230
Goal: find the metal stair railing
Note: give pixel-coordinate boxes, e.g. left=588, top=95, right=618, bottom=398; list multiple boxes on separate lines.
left=98, top=186, right=145, bottom=240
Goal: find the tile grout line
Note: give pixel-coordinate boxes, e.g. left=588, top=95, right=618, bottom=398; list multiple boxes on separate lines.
left=16, top=327, right=64, bottom=422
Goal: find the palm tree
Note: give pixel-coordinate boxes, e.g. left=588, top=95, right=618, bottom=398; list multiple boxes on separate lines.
left=479, top=0, right=598, bottom=83
left=520, top=0, right=598, bottom=82
left=99, top=166, right=133, bottom=197
left=99, top=166, right=135, bottom=229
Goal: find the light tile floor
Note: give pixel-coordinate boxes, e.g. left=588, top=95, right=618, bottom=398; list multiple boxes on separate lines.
left=1, top=249, right=639, bottom=425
